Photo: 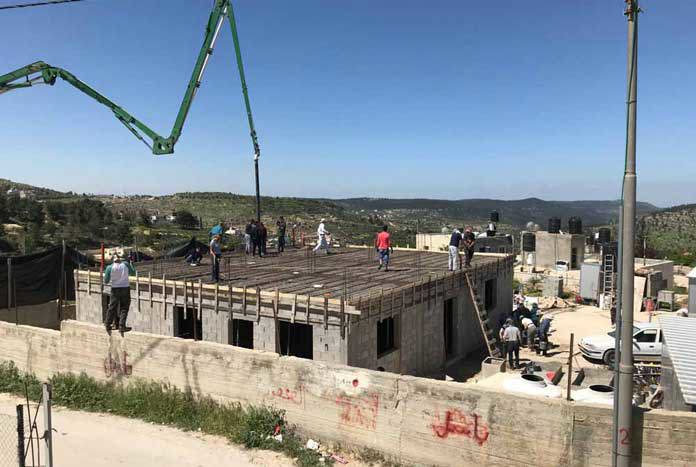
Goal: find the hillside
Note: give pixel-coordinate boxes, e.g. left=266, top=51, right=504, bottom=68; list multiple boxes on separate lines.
left=640, top=203, right=696, bottom=265
left=335, top=198, right=658, bottom=228
left=0, top=178, right=72, bottom=200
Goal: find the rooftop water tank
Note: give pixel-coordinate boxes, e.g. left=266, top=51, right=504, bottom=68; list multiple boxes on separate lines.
left=568, top=217, right=583, bottom=235
left=548, top=217, right=561, bottom=234
left=522, top=232, right=536, bottom=252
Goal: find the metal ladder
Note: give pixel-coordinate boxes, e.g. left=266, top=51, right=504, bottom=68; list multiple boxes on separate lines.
left=603, top=254, right=615, bottom=307
left=464, top=273, right=500, bottom=358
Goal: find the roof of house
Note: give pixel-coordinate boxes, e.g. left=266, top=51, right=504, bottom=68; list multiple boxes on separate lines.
left=659, top=315, right=696, bottom=405
left=125, top=246, right=512, bottom=302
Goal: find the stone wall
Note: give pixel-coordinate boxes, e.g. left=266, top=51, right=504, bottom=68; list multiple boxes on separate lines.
left=1, top=320, right=695, bottom=466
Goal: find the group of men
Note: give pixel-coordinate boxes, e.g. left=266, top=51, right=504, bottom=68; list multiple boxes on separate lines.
left=448, top=227, right=476, bottom=271
left=498, top=294, right=553, bottom=369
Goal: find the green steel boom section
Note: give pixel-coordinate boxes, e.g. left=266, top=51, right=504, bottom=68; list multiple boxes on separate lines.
left=0, top=0, right=260, bottom=158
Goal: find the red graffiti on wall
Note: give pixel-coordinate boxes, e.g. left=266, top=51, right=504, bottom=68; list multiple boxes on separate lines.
left=335, top=393, right=379, bottom=430
left=104, top=350, right=132, bottom=378
left=431, top=409, right=489, bottom=446
left=270, top=385, right=305, bottom=405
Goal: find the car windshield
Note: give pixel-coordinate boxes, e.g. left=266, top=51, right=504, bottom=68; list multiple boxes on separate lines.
left=607, top=326, right=640, bottom=338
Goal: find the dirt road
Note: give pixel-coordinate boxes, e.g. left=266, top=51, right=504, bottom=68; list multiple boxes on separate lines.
left=0, top=393, right=290, bottom=467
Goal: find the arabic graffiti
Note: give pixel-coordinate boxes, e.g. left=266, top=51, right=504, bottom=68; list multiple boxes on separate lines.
left=270, top=385, right=305, bottom=406
left=103, top=350, right=132, bottom=378
left=335, top=393, right=379, bottom=430
left=431, top=409, right=489, bottom=446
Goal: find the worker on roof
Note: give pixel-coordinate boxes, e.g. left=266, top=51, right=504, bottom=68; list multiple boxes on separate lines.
left=375, top=225, right=392, bottom=272
left=463, top=226, right=476, bottom=267
left=210, top=234, right=222, bottom=282
left=244, top=220, right=253, bottom=255
left=448, top=228, right=462, bottom=271
left=104, top=253, right=136, bottom=336
left=313, top=218, right=332, bottom=255
left=276, top=216, right=287, bottom=254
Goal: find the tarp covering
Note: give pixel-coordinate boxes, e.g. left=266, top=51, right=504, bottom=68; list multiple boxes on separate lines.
left=0, top=245, right=93, bottom=309
left=165, top=237, right=208, bottom=258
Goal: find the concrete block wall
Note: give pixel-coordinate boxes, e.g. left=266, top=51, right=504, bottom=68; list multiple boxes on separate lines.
left=253, top=316, right=276, bottom=352
left=313, top=325, right=347, bottom=365
left=2, top=320, right=696, bottom=467
left=535, top=231, right=585, bottom=270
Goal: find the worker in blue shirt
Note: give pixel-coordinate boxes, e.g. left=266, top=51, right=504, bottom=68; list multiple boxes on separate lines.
left=104, top=253, right=136, bottom=336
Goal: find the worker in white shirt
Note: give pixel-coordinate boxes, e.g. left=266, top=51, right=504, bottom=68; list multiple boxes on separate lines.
left=104, top=253, right=136, bottom=336
left=521, top=316, right=537, bottom=350
left=502, top=319, right=521, bottom=369
left=313, top=218, right=332, bottom=254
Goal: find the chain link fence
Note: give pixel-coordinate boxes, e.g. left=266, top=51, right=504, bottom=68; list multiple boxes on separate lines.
left=0, top=410, right=19, bottom=467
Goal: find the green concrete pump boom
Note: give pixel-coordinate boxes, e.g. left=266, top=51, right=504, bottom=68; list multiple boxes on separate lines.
left=0, top=0, right=260, bottom=161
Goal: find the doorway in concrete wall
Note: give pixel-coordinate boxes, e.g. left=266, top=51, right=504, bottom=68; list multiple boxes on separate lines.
left=444, top=298, right=455, bottom=358
left=228, top=318, right=254, bottom=349
left=279, top=321, right=313, bottom=359
left=174, top=305, right=202, bottom=340
left=571, top=248, right=578, bottom=269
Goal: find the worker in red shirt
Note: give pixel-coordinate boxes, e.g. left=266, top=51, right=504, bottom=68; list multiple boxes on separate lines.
left=375, top=225, right=392, bottom=271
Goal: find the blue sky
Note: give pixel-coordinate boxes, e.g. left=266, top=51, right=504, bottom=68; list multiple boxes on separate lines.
left=1, top=0, right=694, bottom=206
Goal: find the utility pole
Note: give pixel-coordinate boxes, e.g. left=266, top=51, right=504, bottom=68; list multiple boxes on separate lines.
left=615, top=1, right=639, bottom=466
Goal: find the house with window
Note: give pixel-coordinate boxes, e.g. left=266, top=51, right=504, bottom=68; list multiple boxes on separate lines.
left=73, top=247, right=513, bottom=377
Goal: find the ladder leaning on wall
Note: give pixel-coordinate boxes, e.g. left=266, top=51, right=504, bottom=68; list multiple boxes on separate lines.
left=464, top=273, right=501, bottom=358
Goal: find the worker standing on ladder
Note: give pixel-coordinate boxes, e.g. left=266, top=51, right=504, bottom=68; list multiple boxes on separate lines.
left=104, top=253, right=136, bottom=337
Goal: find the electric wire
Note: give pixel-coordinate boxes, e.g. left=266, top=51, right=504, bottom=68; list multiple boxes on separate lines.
left=0, top=0, right=86, bottom=10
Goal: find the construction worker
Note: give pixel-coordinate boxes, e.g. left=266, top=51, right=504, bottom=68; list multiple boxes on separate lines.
left=185, top=247, right=203, bottom=266
left=209, top=220, right=224, bottom=238
left=448, top=228, right=462, bottom=271
left=375, top=225, right=392, bottom=271
left=503, top=318, right=521, bottom=369
left=521, top=316, right=537, bottom=350
left=276, top=216, right=286, bottom=253
left=313, top=218, right=331, bottom=254
left=210, top=234, right=222, bottom=282
left=538, top=313, right=553, bottom=356
left=104, top=253, right=136, bottom=336
left=463, top=226, right=476, bottom=267
left=258, top=221, right=268, bottom=257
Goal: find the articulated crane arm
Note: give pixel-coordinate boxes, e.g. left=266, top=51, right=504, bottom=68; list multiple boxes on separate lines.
left=0, top=0, right=260, bottom=159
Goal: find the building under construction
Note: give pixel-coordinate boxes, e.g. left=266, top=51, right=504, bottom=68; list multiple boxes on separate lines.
left=73, top=247, right=513, bottom=376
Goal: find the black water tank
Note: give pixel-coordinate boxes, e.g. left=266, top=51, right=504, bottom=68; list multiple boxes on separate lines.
left=598, top=227, right=611, bottom=244
left=568, top=217, right=583, bottom=235
left=522, top=232, right=536, bottom=252
left=548, top=217, right=561, bottom=234
left=490, top=211, right=500, bottom=223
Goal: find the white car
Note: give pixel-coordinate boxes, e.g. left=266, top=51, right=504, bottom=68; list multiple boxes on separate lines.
left=578, top=322, right=662, bottom=366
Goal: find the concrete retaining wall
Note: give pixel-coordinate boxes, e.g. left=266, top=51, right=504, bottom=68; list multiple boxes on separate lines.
left=1, top=320, right=695, bottom=467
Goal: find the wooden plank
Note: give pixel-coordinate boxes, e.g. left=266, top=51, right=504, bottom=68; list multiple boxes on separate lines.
left=324, top=296, right=329, bottom=330
left=274, top=289, right=280, bottom=353
left=149, top=272, right=153, bottom=306
left=242, top=285, right=247, bottom=316
left=256, top=287, right=261, bottom=323
left=215, top=282, right=219, bottom=314
left=228, top=282, right=233, bottom=321
left=198, top=279, right=203, bottom=321
left=306, top=294, right=311, bottom=323
left=87, top=271, right=91, bottom=296
left=183, top=280, right=188, bottom=319
left=291, top=294, right=297, bottom=323
left=136, top=270, right=141, bottom=312
left=340, top=297, right=345, bottom=339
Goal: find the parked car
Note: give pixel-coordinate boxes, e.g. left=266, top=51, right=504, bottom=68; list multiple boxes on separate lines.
left=578, top=322, right=662, bottom=366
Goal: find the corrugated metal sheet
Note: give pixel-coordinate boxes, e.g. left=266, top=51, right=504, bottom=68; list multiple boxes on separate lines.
left=659, top=316, right=696, bottom=405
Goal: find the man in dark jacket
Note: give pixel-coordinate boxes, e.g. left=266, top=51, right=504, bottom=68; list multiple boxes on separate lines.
left=276, top=217, right=286, bottom=253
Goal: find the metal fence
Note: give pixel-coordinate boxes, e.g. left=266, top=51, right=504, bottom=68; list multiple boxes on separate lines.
left=0, top=408, right=20, bottom=467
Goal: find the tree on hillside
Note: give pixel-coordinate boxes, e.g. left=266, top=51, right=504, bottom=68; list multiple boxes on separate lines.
left=45, top=202, right=67, bottom=223
left=114, top=222, right=133, bottom=245
left=138, top=210, right=152, bottom=227
left=0, top=195, right=8, bottom=223
left=175, top=210, right=198, bottom=230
